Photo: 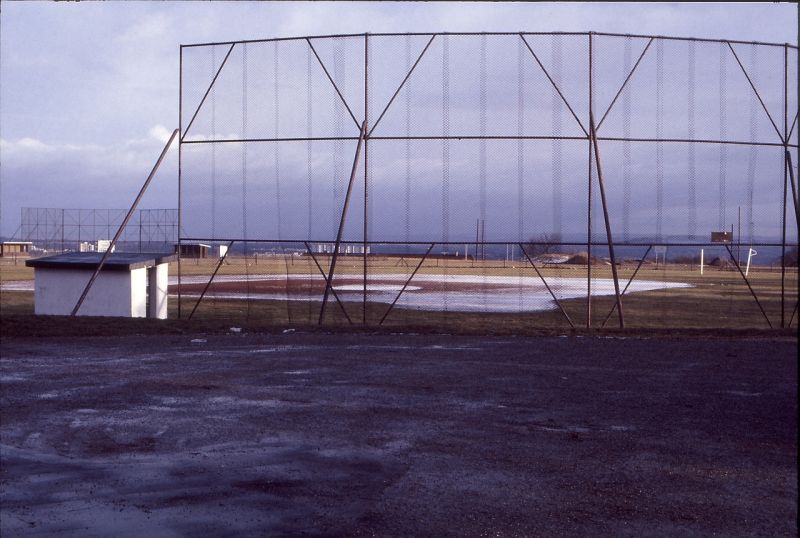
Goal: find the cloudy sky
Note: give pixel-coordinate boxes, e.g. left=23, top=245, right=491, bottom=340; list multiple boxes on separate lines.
left=1, top=2, right=797, bottom=239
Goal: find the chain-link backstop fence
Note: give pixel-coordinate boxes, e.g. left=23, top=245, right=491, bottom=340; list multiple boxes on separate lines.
left=176, top=32, right=799, bottom=329
left=18, top=207, right=178, bottom=253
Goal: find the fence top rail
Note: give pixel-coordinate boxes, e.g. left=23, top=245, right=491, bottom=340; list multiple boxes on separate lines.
left=179, top=136, right=799, bottom=149
left=179, top=238, right=797, bottom=248
left=181, top=30, right=798, bottom=50
left=21, top=207, right=177, bottom=213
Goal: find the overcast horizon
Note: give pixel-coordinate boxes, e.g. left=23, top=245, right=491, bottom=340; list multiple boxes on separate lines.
left=1, top=2, right=797, bottom=242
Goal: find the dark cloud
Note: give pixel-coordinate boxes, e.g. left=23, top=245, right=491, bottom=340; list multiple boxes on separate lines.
left=1, top=2, right=797, bottom=240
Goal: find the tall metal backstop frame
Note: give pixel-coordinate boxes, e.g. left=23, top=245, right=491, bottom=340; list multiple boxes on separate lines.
left=176, top=31, right=799, bottom=329
left=17, top=207, right=178, bottom=253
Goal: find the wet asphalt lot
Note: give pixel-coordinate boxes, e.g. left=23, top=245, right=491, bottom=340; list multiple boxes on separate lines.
left=1, top=332, right=797, bottom=536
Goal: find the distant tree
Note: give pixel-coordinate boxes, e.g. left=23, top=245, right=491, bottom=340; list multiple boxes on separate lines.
left=523, top=233, right=561, bottom=257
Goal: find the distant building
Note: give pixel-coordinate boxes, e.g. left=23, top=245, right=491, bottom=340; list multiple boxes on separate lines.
left=96, top=239, right=115, bottom=253
left=1, top=241, right=33, bottom=257
left=313, top=243, right=370, bottom=255
left=174, top=243, right=210, bottom=258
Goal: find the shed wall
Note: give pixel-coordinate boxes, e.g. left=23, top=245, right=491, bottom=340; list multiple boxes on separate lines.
left=34, top=268, right=138, bottom=317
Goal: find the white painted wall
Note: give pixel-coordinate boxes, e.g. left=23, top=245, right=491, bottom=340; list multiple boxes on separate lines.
left=148, top=264, right=169, bottom=319
left=34, top=268, right=135, bottom=317
left=130, top=267, right=147, bottom=317
left=33, top=262, right=170, bottom=318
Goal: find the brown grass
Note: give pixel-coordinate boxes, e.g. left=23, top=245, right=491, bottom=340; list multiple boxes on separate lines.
left=2, top=255, right=797, bottom=336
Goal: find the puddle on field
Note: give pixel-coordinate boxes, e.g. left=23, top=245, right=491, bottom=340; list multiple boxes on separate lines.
left=173, top=273, right=690, bottom=313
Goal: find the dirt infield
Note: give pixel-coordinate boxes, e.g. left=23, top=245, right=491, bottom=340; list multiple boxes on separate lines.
left=1, top=331, right=796, bottom=536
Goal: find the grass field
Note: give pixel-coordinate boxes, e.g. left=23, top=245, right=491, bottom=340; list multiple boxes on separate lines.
left=2, top=254, right=797, bottom=331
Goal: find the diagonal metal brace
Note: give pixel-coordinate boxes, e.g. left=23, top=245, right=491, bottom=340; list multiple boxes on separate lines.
left=724, top=244, right=772, bottom=328
left=303, top=242, right=353, bottom=325
left=319, top=121, right=367, bottom=324
left=600, top=245, right=653, bottom=328
left=182, top=43, right=236, bottom=141
left=306, top=38, right=361, bottom=130
left=368, top=34, right=437, bottom=137
left=188, top=240, right=234, bottom=320
left=726, top=42, right=784, bottom=144
left=519, top=243, right=575, bottom=329
left=72, top=128, right=179, bottom=316
left=596, top=38, right=653, bottom=131
left=590, top=113, right=625, bottom=328
left=519, top=34, right=589, bottom=138
left=786, top=151, right=799, bottom=235
left=379, top=243, right=435, bottom=325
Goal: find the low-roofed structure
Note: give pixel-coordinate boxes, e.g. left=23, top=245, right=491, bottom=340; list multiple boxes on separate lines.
left=26, top=252, right=175, bottom=318
left=1, top=241, right=33, bottom=257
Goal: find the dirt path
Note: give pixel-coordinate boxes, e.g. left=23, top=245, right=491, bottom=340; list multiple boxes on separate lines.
left=1, top=333, right=796, bottom=536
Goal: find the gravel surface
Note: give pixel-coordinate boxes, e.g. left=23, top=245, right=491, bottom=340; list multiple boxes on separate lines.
left=1, top=332, right=796, bottom=536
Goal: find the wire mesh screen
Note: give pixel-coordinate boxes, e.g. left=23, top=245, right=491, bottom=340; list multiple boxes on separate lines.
left=178, top=32, right=799, bottom=329
left=18, top=208, right=178, bottom=253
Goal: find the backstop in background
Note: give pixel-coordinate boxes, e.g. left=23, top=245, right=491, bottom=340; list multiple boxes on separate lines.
left=177, top=31, right=798, bottom=329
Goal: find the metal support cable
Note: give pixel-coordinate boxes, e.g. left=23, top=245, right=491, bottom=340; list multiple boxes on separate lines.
left=307, top=47, right=314, bottom=238
left=211, top=46, right=217, bottom=238
left=274, top=42, right=283, bottom=240
left=242, top=43, right=251, bottom=316
left=442, top=35, right=450, bottom=312
left=404, top=35, right=412, bottom=246
left=655, top=39, right=664, bottom=241
left=332, top=40, right=346, bottom=237
left=688, top=40, right=697, bottom=239
left=719, top=42, right=728, bottom=230
left=479, top=35, right=487, bottom=226
left=517, top=38, right=525, bottom=243
left=746, top=44, right=758, bottom=243
left=552, top=34, right=563, bottom=241
left=242, top=43, right=248, bottom=242
left=622, top=37, right=632, bottom=241
left=442, top=36, right=450, bottom=245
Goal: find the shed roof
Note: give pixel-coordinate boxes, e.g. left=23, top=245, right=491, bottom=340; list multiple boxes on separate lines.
left=26, top=252, right=176, bottom=271
left=175, top=243, right=211, bottom=248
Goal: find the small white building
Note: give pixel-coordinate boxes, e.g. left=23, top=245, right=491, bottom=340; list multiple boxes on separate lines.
left=96, top=239, right=115, bottom=253
left=26, top=252, right=176, bottom=318
left=314, top=243, right=370, bottom=255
